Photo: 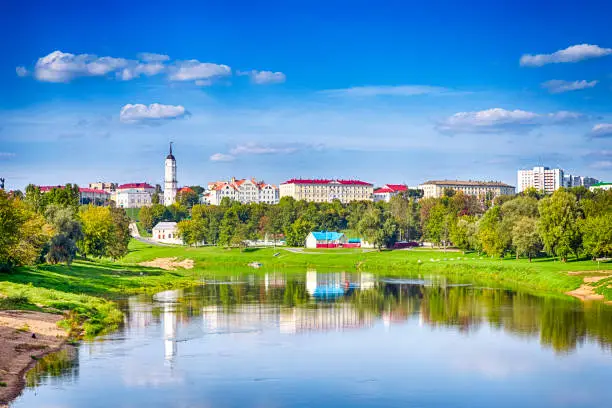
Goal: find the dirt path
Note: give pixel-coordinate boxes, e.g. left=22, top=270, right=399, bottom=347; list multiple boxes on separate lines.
left=139, top=257, right=194, bottom=270
left=0, top=310, right=68, bottom=406
left=565, top=271, right=612, bottom=304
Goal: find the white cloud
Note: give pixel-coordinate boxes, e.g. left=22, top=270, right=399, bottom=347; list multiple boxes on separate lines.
left=210, top=153, right=235, bottom=162
left=16, top=66, right=28, bottom=77
left=229, top=142, right=299, bottom=155
left=321, top=85, right=450, bottom=97
left=520, top=44, right=612, bottom=67
left=437, top=108, right=585, bottom=134
left=239, top=70, right=286, bottom=84
left=588, top=123, right=612, bottom=138
left=169, top=60, right=231, bottom=82
left=541, top=79, right=598, bottom=94
left=117, top=62, right=166, bottom=81
left=0, top=152, right=16, bottom=159
left=194, top=79, right=213, bottom=86
left=137, top=52, right=170, bottom=62
left=591, top=160, right=612, bottom=170
left=119, top=103, right=188, bottom=123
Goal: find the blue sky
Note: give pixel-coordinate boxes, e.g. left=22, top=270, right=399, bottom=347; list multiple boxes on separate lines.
left=1, top=0, right=611, bottom=191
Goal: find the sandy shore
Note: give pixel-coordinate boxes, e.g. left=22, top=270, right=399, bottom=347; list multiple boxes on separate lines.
left=0, top=310, right=68, bottom=407
left=566, top=271, right=612, bottom=305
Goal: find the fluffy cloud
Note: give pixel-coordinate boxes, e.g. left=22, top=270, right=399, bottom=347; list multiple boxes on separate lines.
left=520, top=44, right=612, bottom=67
left=15, top=66, right=28, bottom=77
left=25, top=50, right=166, bottom=82
left=321, top=85, right=450, bottom=97
left=588, top=123, right=612, bottom=138
left=168, top=60, right=231, bottom=82
left=137, top=52, right=170, bottom=62
left=229, top=142, right=298, bottom=155
left=210, top=153, right=235, bottom=162
left=437, top=108, right=585, bottom=134
left=239, top=70, right=286, bottom=84
left=541, top=79, right=598, bottom=94
left=119, top=103, right=188, bottom=123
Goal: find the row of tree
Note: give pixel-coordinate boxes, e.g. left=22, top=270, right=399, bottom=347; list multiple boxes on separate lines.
left=0, top=186, right=131, bottom=271
left=138, top=186, right=611, bottom=260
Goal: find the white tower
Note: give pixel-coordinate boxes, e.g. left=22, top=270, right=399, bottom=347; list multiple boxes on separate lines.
left=164, top=142, right=177, bottom=205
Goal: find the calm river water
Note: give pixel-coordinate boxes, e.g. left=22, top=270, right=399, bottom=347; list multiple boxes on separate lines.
left=12, top=271, right=612, bottom=408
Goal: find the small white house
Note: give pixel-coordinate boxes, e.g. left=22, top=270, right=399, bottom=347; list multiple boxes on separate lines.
left=152, top=222, right=183, bottom=244
left=305, top=231, right=346, bottom=249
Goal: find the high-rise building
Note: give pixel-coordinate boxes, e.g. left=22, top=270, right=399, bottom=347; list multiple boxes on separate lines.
left=563, top=175, right=599, bottom=189
left=517, top=166, right=563, bottom=193
left=164, top=143, right=177, bottom=205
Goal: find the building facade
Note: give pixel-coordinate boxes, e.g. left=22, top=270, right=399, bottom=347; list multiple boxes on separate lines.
left=418, top=180, right=515, bottom=199
left=563, top=175, right=599, bottom=189
left=517, top=166, right=563, bottom=193
left=114, top=190, right=152, bottom=208
left=589, top=182, right=612, bottom=191
left=152, top=221, right=182, bottom=244
left=279, top=179, right=373, bottom=203
left=373, top=184, right=408, bottom=202
left=204, top=177, right=279, bottom=205
left=164, top=143, right=177, bottom=206
left=88, top=182, right=116, bottom=193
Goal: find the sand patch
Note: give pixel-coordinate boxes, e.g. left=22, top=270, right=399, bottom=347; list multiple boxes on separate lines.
left=567, top=270, right=612, bottom=276
left=139, top=257, right=194, bottom=271
left=566, top=284, right=605, bottom=302
left=0, top=311, right=67, bottom=406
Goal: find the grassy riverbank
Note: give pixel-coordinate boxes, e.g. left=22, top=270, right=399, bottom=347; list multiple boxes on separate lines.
left=1, top=240, right=610, bottom=339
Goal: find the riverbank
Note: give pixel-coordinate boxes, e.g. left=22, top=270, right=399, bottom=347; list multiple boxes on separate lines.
left=0, top=311, right=68, bottom=406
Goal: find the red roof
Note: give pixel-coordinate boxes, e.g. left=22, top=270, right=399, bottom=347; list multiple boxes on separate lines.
left=38, top=186, right=108, bottom=195
left=117, top=183, right=154, bottom=190
left=374, top=188, right=394, bottom=194
left=385, top=184, right=407, bottom=192
left=178, top=187, right=194, bottom=194
left=282, top=179, right=372, bottom=186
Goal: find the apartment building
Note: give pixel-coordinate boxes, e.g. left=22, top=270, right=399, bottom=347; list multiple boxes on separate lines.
left=517, top=166, right=564, bottom=193
left=373, top=184, right=407, bottom=202
left=418, top=180, right=515, bottom=199
left=279, top=179, right=373, bottom=203
left=563, top=175, right=599, bottom=189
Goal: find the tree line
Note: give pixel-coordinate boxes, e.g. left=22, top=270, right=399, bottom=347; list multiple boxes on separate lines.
left=138, top=186, right=610, bottom=260
left=0, top=185, right=131, bottom=271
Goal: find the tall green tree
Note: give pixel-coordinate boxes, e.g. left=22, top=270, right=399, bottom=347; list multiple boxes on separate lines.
left=45, top=205, right=83, bottom=265
left=580, top=215, right=612, bottom=259
left=79, top=206, right=115, bottom=258
left=537, top=191, right=582, bottom=262
left=511, top=216, right=541, bottom=261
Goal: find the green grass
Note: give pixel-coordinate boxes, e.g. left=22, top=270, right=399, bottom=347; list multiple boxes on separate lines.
left=1, top=239, right=610, bottom=341
left=136, top=222, right=151, bottom=237
left=124, top=207, right=141, bottom=221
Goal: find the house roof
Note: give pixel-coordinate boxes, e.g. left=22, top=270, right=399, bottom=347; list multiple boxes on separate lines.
left=282, top=179, right=372, bottom=186
left=152, top=221, right=177, bottom=230
left=385, top=184, right=408, bottom=191
left=117, top=183, right=154, bottom=190
left=178, top=187, right=194, bottom=194
left=310, top=231, right=345, bottom=241
left=420, top=180, right=514, bottom=188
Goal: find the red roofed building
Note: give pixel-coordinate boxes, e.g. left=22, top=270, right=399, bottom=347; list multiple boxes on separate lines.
left=373, top=184, right=408, bottom=202
left=204, top=177, right=279, bottom=205
left=280, top=179, right=373, bottom=203
left=113, top=182, right=155, bottom=209
left=116, top=183, right=155, bottom=193
left=38, top=185, right=110, bottom=205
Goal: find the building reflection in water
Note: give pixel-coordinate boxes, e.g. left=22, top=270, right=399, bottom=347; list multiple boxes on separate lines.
left=120, top=271, right=612, bottom=363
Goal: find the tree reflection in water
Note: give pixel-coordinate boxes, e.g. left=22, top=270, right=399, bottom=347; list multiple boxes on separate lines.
left=26, top=347, right=78, bottom=388
left=120, top=272, right=612, bottom=355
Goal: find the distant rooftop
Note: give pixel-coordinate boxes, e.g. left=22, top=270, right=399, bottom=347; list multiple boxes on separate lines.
left=117, top=183, right=154, bottom=190
left=282, top=179, right=372, bottom=186
left=420, top=180, right=514, bottom=188
left=39, top=185, right=109, bottom=194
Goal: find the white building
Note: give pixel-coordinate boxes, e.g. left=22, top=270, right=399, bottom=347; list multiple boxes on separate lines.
left=589, top=182, right=612, bottom=192
left=279, top=179, right=373, bottom=203
left=152, top=221, right=182, bottom=244
left=204, top=177, right=279, bottom=205
left=114, top=190, right=152, bottom=208
left=164, top=143, right=178, bottom=206
left=517, top=166, right=563, bottom=193
left=418, top=180, right=515, bottom=199
left=373, top=184, right=408, bottom=202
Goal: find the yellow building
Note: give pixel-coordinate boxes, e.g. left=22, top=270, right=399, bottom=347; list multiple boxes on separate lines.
left=418, top=180, right=515, bottom=199
left=279, top=179, right=373, bottom=203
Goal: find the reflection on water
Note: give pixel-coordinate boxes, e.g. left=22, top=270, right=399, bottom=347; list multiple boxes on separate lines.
left=14, top=271, right=612, bottom=408
left=25, top=348, right=78, bottom=388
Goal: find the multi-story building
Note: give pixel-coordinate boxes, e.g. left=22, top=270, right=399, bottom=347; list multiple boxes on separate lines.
left=589, top=182, right=612, bottom=192
left=88, top=182, right=116, bottom=193
left=39, top=185, right=110, bottom=205
left=373, top=184, right=407, bottom=202
left=279, top=179, right=374, bottom=203
left=204, top=177, right=279, bottom=205
left=563, top=175, right=599, bottom=189
left=112, top=182, right=155, bottom=208
left=418, top=180, right=515, bottom=199
left=517, top=166, right=563, bottom=193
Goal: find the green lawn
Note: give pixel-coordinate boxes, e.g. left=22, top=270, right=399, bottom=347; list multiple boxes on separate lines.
left=1, top=240, right=610, bottom=339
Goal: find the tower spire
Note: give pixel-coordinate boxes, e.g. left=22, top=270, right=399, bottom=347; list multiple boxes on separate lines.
left=169, top=141, right=173, bottom=156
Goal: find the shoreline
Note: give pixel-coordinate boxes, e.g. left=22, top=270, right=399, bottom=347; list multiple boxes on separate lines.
left=0, top=311, right=68, bottom=407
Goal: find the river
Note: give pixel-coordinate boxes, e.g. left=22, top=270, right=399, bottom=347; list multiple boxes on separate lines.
left=12, top=271, right=612, bottom=407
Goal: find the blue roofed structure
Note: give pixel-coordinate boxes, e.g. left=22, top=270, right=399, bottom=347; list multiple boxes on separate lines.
left=306, top=231, right=347, bottom=248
